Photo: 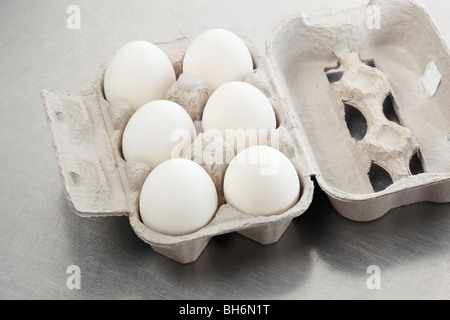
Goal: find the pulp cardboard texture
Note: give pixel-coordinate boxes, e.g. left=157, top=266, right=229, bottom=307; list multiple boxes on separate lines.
left=42, top=0, right=450, bottom=263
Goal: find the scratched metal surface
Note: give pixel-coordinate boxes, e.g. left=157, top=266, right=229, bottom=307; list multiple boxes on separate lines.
left=0, top=0, right=449, bottom=300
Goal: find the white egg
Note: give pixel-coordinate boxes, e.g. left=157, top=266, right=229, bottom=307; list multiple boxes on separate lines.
left=202, top=81, right=277, bottom=154
left=122, top=100, right=196, bottom=170
left=224, top=146, right=300, bottom=217
left=182, top=29, right=253, bottom=91
left=104, top=40, right=176, bottom=112
left=139, top=159, right=218, bottom=236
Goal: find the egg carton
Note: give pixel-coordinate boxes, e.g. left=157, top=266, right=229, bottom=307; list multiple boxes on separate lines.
left=41, top=35, right=314, bottom=263
left=41, top=0, right=450, bottom=263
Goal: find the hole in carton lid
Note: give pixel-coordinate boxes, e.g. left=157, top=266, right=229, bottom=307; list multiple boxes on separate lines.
left=362, top=59, right=376, bottom=68
left=325, top=64, right=344, bottom=83
left=344, top=103, right=368, bottom=141
left=409, top=151, right=424, bottom=175
left=368, top=162, right=393, bottom=193
left=419, top=60, right=441, bottom=97
left=382, top=93, right=401, bottom=125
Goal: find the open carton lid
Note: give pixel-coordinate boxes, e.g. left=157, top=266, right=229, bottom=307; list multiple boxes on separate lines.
left=41, top=0, right=450, bottom=263
left=265, top=0, right=450, bottom=222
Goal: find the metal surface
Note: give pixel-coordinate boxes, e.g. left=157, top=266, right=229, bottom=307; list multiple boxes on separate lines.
left=1, top=0, right=449, bottom=300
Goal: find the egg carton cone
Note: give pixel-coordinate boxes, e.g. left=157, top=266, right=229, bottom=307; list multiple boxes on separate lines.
left=41, top=0, right=450, bottom=263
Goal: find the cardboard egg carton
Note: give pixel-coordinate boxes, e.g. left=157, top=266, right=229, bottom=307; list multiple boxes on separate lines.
left=41, top=35, right=314, bottom=263
left=41, top=0, right=450, bottom=263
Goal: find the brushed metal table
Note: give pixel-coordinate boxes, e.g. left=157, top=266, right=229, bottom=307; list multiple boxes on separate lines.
left=1, top=0, right=449, bottom=300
